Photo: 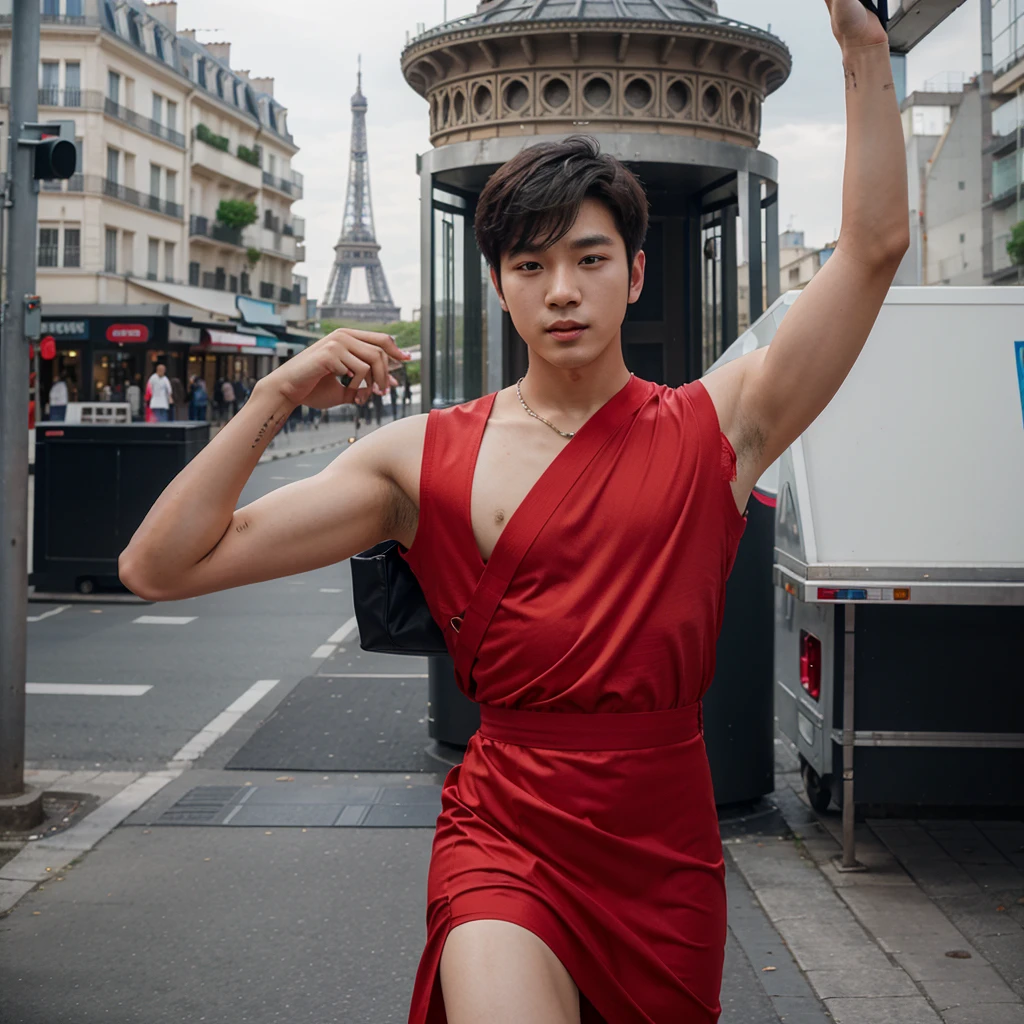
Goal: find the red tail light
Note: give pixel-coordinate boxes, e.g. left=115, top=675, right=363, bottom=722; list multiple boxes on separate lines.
left=799, top=631, right=821, bottom=700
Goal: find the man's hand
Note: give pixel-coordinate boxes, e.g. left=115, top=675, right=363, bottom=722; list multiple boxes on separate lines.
left=260, top=328, right=411, bottom=409
left=826, top=0, right=889, bottom=49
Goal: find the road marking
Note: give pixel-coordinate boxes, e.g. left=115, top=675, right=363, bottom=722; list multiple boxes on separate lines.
left=133, top=615, right=197, bottom=625
left=319, top=588, right=342, bottom=594
left=312, top=644, right=337, bottom=659
left=328, top=616, right=358, bottom=644
left=316, top=673, right=429, bottom=679
left=27, top=605, right=70, bottom=622
left=27, top=683, right=152, bottom=696
left=170, top=679, right=280, bottom=763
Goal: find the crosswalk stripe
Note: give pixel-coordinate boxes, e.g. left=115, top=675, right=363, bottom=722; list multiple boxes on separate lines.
left=328, top=616, right=358, bottom=644
left=27, top=605, right=70, bottom=623
left=312, top=644, right=337, bottom=659
left=28, top=683, right=152, bottom=696
left=133, top=615, right=197, bottom=625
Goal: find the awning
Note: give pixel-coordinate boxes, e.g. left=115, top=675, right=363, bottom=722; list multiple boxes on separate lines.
left=203, top=329, right=270, bottom=356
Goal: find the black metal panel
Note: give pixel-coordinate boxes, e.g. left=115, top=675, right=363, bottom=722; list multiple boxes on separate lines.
left=704, top=495, right=776, bottom=805
left=32, top=422, right=209, bottom=592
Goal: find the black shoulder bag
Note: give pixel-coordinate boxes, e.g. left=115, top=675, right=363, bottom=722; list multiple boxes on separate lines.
left=349, top=541, right=448, bottom=656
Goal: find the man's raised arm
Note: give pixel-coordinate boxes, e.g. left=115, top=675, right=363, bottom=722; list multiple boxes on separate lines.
left=118, top=329, right=413, bottom=602
left=706, top=0, right=910, bottom=493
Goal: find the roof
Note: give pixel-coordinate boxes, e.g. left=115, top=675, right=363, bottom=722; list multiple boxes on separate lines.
left=412, top=0, right=782, bottom=44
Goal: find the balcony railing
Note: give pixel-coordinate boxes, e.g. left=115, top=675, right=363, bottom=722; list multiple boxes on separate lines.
left=189, top=215, right=244, bottom=247
left=101, top=177, right=183, bottom=219
left=261, top=170, right=304, bottom=199
left=290, top=216, right=305, bottom=240
left=0, top=85, right=185, bottom=147
left=259, top=281, right=275, bottom=300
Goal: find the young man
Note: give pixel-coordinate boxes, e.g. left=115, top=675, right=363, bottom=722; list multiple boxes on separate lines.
left=146, top=363, right=174, bottom=423
left=120, top=2, right=907, bottom=1020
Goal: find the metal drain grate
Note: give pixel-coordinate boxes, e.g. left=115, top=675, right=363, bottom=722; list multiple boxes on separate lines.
left=154, top=783, right=442, bottom=828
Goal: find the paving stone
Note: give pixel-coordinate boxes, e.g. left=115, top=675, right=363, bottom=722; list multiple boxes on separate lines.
left=772, top=916, right=891, bottom=972
left=838, top=884, right=963, bottom=940
left=727, top=841, right=823, bottom=890
left=45, top=770, right=101, bottom=789
left=941, top=1004, right=1024, bottom=1024
left=921, top=964, right=1020, bottom=1007
left=769, top=996, right=833, bottom=1024
left=0, top=846, right=76, bottom=883
left=824, top=995, right=943, bottom=1023
left=0, top=878, right=36, bottom=915
left=752, top=882, right=854, bottom=925
left=877, top=931, right=981, bottom=956
left=894, top=949, right=990, bottom=983
left=803, top=967, right=920, bottom=999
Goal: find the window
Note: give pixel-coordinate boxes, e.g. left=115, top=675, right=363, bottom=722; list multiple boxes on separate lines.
left=958, top=181, right=965, bottom=190
left=107, top=69, right=120, bottom=105
left=38, top=227, right=59, bottom=267
left=65, top=61, right=81, bottom=105
left=106, top=146, right=119, bottom=183
left=64, top=227, right=81, bottom=267
left=41, top=62, right=59, bottom=105
left=164, top=241, right=175, bottom=282
left=152, top=93, right=163, bottom=125
left=103, top=0, right=116, bottom=31
left=788, top=267, right=801, bottom=285
left=166, top=100, right=178, bottom=133
left=148, top=238, right=160, bottom=280
left=165, top=170, right=177, bottom=205
left=189, top=261, right=200, bottom=286
left=960, top=233, right=966, bottom=244
left=197, top=57, right=207, bottom=89
left=66, top=0, right=83, bottom=14
left=126, top=9, right=142, bottom=47
left=150, top=163, right=161, bottom=199
left=122, top=231, right=135, bottom=275
left=42, top=0, right=59, bottom=16
left=216, top=70, right=224, bottom=99
left=154, top=29, right=165, bottom=62
left=268, top=153, right=277, bottom=178
left=105, top=228, right=117, bottom=273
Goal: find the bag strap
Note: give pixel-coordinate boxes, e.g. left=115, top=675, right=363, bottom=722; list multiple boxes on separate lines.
left=452, top=375, right=652, bottom=692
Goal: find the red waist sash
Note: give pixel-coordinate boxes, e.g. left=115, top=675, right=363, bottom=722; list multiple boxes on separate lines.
left=478, top=701, right=704, bottom=752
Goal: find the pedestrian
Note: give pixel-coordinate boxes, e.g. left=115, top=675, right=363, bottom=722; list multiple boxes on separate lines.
left=220, top=378, right=236, bottom=419
left=145, top=364, right=173, bottom=422
left=402, top=378, right=412, bottom=415
left=120, top=7, right=906, bottom=1016
left=47, top=374, right=68, bottom=421
left=127, top=375, right=142, bottom=421
left=390, top=383, right=398, bottom=420
left=233, top=377, right=249, bottom=409
left=370, top=390, right=383, bottom=426
left=189, top=376, right=208, bottom=421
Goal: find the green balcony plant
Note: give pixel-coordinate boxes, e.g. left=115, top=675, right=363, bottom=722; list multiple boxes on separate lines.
left=1008, top=221, right=1024, bottom=266
left=237, top=144, right=261, bottom=167
left=216, top=199, right=258, bottom=230
left=196, top=123, right=229, bottom=151
left=246, top=246, right=262, bottom=268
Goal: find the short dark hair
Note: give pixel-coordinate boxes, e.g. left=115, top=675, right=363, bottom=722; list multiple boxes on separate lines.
left=474, top=135, right=649, bottom=285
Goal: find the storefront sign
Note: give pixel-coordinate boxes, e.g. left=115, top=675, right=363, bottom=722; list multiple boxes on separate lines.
left=41, top=319, right=89, bottom=340
left=168, top=323, right=201, bottom=344
left=106, top=323, right=150, bottom=343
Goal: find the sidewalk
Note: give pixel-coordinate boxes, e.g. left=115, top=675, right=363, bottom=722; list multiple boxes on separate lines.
left=726, top=739, right=1024, bottom=1024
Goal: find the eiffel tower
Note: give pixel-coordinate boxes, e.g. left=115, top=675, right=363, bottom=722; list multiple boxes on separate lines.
left=322, top=60, right=400, bottom=323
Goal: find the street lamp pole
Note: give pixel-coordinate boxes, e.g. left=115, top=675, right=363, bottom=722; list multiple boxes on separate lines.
left=0, top=0, right=41, bottom=806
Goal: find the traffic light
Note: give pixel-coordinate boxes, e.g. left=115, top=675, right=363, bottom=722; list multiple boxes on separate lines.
left=34, top=134, right=76, bottom=180
left=21, top=119, right=77, bottom=181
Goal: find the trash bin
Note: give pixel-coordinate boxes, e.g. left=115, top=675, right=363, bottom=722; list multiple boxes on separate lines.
left=32, top=421, right=210, bottom=595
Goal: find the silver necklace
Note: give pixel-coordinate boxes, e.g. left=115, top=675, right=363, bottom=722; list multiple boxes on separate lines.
left=516, top=377, right=575, bottom=439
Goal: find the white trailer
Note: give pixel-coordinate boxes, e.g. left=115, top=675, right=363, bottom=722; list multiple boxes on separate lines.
left=711, top=286, right=1024, bottom=869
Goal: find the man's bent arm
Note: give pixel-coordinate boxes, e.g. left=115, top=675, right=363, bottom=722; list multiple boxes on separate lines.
left=708, top=33, right=910, bottom=488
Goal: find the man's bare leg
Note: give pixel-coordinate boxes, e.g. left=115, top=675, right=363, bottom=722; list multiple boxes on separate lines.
left=440, top=920, right=581, bottom=1024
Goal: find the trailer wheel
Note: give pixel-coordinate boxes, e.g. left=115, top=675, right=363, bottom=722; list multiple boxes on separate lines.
left=76, top=578, right=95, bottom=595
left=801, top=761, right=833, bottom=813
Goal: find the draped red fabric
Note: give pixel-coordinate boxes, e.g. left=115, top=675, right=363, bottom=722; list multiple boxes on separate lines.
left=400, top=376, right=747, bottom=1023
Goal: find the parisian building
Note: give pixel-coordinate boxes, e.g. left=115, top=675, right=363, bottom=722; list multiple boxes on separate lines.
left=0, top=0, right=314, bottom=409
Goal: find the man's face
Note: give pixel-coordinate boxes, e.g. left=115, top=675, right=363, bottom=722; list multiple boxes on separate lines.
left=156, top=364, right=166, bottom=376
left=493, top=197, right=645, bottom=372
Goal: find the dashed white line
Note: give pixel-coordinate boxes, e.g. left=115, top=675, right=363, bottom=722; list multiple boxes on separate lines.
left=327, top=616, right=358, bottom=644
left=319, top=588, right=343, bottom=594
left=133, top=615, right=197, bottom=625
left=27, top=605, right=70, bottom=623
left=170, top=679, right=280, bottom=763
left=27, top=683, right=152, bottom=696
left=312, top=644, right=337, bottom=659
left=316, top=673, right=429, bottom=679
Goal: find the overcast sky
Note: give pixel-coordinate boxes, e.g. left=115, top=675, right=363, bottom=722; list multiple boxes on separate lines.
left=177, top=0, right=981, bottom=320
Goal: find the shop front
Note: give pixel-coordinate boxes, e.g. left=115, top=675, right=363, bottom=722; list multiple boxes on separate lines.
left=188, top=329, right=278, bottom=407
left=38, top=305, right=200, bottom=415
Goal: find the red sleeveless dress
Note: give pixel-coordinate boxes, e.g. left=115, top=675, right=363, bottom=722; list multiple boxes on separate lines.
left=400, top=375, right=747, bottom=1023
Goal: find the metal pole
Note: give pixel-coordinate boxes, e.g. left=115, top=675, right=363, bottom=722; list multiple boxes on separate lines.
left=0, top=0, right=40, bottom=799
left=838, top=603, right=863, bottom=871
